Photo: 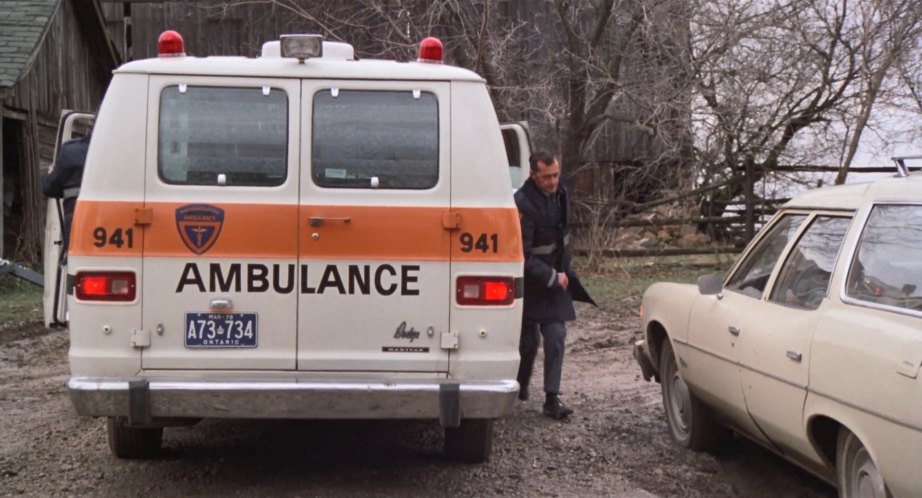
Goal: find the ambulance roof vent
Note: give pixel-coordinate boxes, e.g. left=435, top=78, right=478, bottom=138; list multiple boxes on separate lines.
left=261, top=35, right=355, bottom=62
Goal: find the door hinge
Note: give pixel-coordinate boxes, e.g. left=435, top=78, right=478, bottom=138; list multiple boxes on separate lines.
left=440, top=331, right=459, bottom=350
left=131, top=329, right=151, bottom=348
left=134, top=207, right=153, bottom=226
left=441, top=212, right=461, bottom=230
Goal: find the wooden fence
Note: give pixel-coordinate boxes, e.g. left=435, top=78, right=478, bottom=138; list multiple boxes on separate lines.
left=572, top=164, right=914, bottom=258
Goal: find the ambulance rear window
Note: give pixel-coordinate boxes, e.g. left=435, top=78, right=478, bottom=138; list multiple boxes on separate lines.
left=158, top=86, right=288, bottom=187
left=312, top=90, right=438, bottom=189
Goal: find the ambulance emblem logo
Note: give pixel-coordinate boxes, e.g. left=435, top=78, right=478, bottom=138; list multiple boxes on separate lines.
left=175, top=204, right=225, bottom=255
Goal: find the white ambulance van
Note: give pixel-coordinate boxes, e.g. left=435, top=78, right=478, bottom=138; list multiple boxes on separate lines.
left=45, top=32, right=530, bottom=462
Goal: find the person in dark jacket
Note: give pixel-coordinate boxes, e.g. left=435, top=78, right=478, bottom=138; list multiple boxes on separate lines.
left=42, top=136, right=90, bottom=252
left=514, top=149, right=579, bottom=420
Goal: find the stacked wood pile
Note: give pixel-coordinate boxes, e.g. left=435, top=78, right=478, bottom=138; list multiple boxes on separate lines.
left=612, top=204, right=713, bottom=252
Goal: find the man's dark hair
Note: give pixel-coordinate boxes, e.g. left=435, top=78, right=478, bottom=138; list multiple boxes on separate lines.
left=529, top=150, right=558, bottom=172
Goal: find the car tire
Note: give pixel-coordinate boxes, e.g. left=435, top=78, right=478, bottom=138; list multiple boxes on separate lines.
left=660, top=339, right=724, bottom=451
left=107, top=416, right=163, bottom=459
left=836, top=428, right=892, bottom=498
left=445, top=419, right=493, bottom=463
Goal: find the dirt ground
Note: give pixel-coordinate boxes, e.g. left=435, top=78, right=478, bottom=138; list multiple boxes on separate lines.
left=0, top=299, right=837, bottom=497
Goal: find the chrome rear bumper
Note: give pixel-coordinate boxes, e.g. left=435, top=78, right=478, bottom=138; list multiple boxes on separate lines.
left=68, top=377, right=518, bottom=426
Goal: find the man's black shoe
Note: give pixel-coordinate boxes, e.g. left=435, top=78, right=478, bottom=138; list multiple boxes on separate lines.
left=543, top=396, right=573, bottom=420
left=518, top=386, right=529, bottom=401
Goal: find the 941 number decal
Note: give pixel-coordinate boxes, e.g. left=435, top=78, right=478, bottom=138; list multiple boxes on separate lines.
left=459, top=232, right=498, bottom=253
left=92, top=227, right=134, bottom=249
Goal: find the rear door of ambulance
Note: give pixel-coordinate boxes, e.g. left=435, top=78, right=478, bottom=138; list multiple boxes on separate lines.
left=297, top=81, right=450, bottom=373
left=141, top=77, right=301, bottom=370
left=500, top=122, right=531, bottom=191
left=43, top=111, right=95, bottom=328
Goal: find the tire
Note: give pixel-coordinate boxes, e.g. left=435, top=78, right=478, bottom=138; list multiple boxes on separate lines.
left=107, top=417, right=163, bottom=459
left=444, top=419, right=494, bottom=463
left=660, top=340, right=724, bottom=451
left=836, top=428, right=892, bottom=498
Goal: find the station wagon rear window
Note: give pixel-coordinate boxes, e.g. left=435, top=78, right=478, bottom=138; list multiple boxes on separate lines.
left=846, top=204, right=922, bottom=313
left=159, top=86, right=288, bottom=186
left=312, top=90, right=439, bottom=189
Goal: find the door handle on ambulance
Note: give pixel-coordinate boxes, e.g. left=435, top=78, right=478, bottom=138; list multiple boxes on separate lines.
left=309, top=216, right=351, bottom=227
left=209, top=298, right=234, bottom=312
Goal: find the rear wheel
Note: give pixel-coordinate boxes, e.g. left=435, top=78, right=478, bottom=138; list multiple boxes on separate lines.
left=444, top=419, right=494, bottom=463
left=660, top=340, right=724, bottom=451
left=836, top=428, right=891, bottom=498
left=107, top=417, right=163, bottom=459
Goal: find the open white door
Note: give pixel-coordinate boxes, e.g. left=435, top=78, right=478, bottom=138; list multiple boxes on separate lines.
left=500, top=122, right=532, bottom=191
left=43, top=111, right=95, bottom=328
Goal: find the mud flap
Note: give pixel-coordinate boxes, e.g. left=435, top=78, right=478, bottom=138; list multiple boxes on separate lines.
left=439, top=383, right=460, bottom=428
left=128, top=379, right=151, bottom=426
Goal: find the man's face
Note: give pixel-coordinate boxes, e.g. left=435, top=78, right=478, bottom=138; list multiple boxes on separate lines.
left=531, top=158, right=560, bottom=194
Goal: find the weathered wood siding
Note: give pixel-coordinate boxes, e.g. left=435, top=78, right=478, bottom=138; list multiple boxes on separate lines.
left=3, top=0, right=113, bottom=261
left=102, top=1, right=327, bottom=60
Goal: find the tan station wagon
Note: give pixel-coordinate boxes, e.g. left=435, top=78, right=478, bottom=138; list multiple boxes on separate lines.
left=634, top=159, right=922, bottom=497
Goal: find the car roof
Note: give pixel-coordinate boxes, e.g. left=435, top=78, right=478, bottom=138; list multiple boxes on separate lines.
left=781, top=172, right=922, bottom=211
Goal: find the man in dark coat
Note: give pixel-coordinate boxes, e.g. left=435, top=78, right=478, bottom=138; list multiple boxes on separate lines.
left=42, top=136, right=90, bottom=251
left=514, top=149, right=582, bottom=419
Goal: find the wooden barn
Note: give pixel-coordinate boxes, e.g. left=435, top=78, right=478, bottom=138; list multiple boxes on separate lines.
left=0, top=0, right=119, bottom=263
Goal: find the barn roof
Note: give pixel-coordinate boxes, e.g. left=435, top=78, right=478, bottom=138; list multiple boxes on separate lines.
left=0, top=0, right=118, bottom=90
left=0, top=0, right=59, bottom=89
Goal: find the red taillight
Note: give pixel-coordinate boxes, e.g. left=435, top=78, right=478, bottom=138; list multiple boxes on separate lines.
left=158, top=30, right=186, bottom=57
left=456, top=276, right=515, bottom=306
left=418, top=37, right=443, bottom=63
left=75, top=272, right=136, bottom=302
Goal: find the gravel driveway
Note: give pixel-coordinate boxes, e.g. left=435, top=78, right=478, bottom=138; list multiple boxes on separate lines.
left=0, top=300, right=836, bottom=497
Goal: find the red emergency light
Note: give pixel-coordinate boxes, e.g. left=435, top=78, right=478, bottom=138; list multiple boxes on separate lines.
left=158, top=30, right=186, bottom=57
left=417, top=37, right=443, bottom=63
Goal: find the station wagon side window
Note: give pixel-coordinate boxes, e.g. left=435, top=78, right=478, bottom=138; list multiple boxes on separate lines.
left=769, top=216, right=852, bottom=310
left=846, top=204, right=922, bottom=313
left=725, top=214, right=807, bottom=299
left=311, top=90, right=439, bottom=189
left=159, top=86, right=288, bottom=187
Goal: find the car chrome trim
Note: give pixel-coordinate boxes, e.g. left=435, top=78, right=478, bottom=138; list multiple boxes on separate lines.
left=677, top=339, right=737, bottom=367
left=808, top=389, right=922, bottom=433
left=839, top=293, right=922, bottom=319
left=682, top=342, right=922, bottom=431
left=68, top=377, right=518, bottom=421
left=682, top=341, right=808, bottom=390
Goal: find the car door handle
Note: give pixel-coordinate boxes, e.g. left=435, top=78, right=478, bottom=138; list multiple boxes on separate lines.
left=309, top=216, right=351, bottom=227
left=728, top=326, right=741, bottom=336
left=786, top=351, right=802, bottom=362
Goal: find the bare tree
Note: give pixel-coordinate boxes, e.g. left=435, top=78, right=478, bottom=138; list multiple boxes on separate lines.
left=835, top=0, right=922, bottom=184
left=686, top=0, right=864, bottom=236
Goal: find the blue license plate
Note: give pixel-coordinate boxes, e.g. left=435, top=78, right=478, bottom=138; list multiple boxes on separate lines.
left=184, top=312, right=258, bottom=348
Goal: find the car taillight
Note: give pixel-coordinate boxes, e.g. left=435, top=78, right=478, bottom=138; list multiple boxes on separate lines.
left=456, top=276, right=514, bottom=306
left=75, top=272, right=136, bottom=302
